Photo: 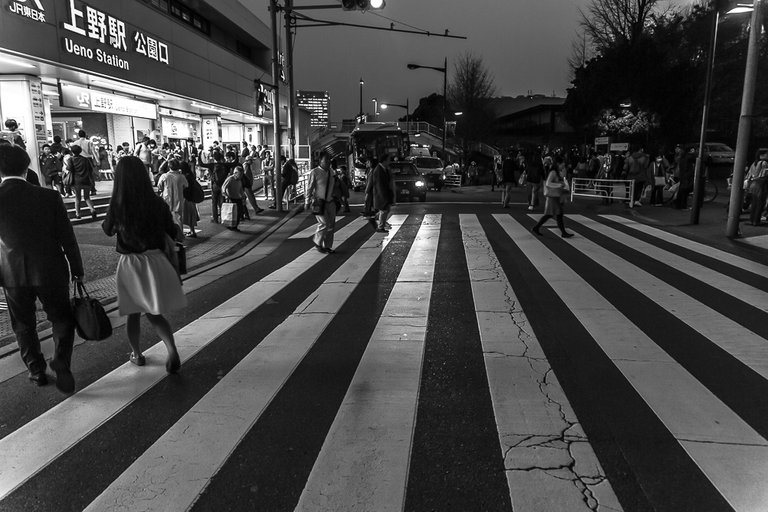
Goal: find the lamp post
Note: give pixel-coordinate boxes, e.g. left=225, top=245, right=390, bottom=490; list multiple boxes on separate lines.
left=690, top=3, right=720, bottom=224
left=407, top=57, right=448, bottom=158
left=691, top=1, right=754, bottom=224
left=359, top=77, right=364, bottom=119
left=726, top=0, right=763, bottom=238
left=380, top=99, right=410, bottom=130
left=371, top=97, right=379, bottom=117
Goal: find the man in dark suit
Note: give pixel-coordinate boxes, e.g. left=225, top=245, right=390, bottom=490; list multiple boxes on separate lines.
left=0, top=144, right=84, bottom=393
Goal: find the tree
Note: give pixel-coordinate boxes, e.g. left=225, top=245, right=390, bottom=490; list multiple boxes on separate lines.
left=447, top=53, right=496, bottom=144
left=579, top=0, right=664, bottom=52
left=410, top=93, right=445, bottom=127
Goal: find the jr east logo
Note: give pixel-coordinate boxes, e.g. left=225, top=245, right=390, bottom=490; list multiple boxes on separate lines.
left=8, top=0, right=46, bottom=22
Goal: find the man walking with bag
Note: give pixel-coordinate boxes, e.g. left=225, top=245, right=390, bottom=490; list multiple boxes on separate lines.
left=0, top=144, right=84, bottom=393
left=305, top=152, right=339, bottom=253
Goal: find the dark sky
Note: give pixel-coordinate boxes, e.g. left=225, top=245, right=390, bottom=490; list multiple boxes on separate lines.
left=249, top=0, right=690, bottom=123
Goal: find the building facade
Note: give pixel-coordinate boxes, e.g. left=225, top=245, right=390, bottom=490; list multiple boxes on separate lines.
left=0, top=0, right=290, bottom=175
left=297, top=90, right=329, bottom=128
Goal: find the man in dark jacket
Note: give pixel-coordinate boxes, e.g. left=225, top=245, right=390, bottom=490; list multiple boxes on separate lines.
left=67, top=144, right=96, bottom=218
left=0, top=144, right=84, bottom=393
left=501, top=151, right=517, bottom=208
left=365, top=153, right=395, bottom=232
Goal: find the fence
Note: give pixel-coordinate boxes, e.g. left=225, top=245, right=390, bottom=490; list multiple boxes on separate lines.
left=570, top=178, right=635, bottom=207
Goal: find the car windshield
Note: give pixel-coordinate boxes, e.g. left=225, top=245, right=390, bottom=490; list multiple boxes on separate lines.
left=414, top=158, right=442, bottom=169
left=707, top=144, right=733, bottom=153
left=390, top=164, right=420, bottom=176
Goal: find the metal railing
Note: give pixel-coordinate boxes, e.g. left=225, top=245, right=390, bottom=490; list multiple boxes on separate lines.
left=570, top=178, right=635, bottom=207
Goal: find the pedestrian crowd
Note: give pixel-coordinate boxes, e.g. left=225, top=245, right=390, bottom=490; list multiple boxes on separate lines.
left=0, top=119, right=307, bottom=395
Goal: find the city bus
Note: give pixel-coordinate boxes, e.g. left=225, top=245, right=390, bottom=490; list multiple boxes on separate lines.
left=347, top=122, right=410, bottom=190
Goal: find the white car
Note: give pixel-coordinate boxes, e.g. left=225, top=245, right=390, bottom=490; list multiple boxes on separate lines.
left=410, top=156, right=445, bottom=190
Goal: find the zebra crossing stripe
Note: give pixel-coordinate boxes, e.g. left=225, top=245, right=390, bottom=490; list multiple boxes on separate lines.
left=581, top=216, right=768, bottom=314
left=295, top=215, right=441, bottom=512
left=0, top=217, right=369, bottom=501
left=600, top=215, right=768, bottom=277
left=497, top=214, right=768, bottom=512
left=459, top=214, right=621, bottom=510
left=83, top=216, right=408, bottom=512
left=289, top=215, right=347, bottom=240
left=570, top=215, right=768, bottom=380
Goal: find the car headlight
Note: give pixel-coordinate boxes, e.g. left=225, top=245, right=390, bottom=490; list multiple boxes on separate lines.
left=415, top=180, right=425, bottom=187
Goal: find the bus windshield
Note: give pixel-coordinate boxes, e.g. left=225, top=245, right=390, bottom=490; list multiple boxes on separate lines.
left=348, top=126, right=409, bottom=169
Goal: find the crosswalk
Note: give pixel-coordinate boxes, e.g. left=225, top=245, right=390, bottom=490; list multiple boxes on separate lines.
left=1, top=212, right=767, bottom=511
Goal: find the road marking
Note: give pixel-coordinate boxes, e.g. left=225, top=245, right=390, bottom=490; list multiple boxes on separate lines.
left=295, top=215, right=440, bottom=512
left=83, top=216, right=408, bottom=512
left=600, top=215, right=768, bottom=277
left=570, top=215, right=768, bottom=378
left=289, top=215, right=347, bottom=239
left=459, top=215, right=621, bottom=511
left=498, top=214, right=768, bottom=512
left=0, top=218, right=369, bottom=501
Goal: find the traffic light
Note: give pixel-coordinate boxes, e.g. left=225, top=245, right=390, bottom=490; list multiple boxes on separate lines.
left=341, top=0, right=385, bottom=11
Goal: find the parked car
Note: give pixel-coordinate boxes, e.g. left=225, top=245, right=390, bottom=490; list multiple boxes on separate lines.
left=390, top=161, right=427, bottom=202
left=683, top=142, right=735, bottom=166
left=409, top=156, right=444, bottom=190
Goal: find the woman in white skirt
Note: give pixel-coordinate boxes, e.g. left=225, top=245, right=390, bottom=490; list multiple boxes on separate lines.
left=102, top=156, right=187, bottom=372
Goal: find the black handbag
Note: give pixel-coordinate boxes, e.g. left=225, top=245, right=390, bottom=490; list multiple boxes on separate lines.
left=71, top=282, right=112, bottom=341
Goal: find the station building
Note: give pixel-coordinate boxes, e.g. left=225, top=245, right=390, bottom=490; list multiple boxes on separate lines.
left=0, top=0, right=289, bottom=175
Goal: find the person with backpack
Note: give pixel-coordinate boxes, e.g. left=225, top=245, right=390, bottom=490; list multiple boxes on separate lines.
left=624, top=145, right=651, bottom=207
left=242, top=154, right=264, bottom=217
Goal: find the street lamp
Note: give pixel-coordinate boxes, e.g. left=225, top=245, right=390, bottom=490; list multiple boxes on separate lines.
left=726, top=0, right=762, bottom=238
left=691, top=1, right=753, bottom=224
left=359, top=77, right=364, bottom=119
left=380, top=99, right=410, bottom=129
left=407, top=57, right=448, bottom=159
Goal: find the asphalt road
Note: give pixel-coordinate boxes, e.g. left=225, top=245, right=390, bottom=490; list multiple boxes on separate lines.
left=0, top=187, right=766, bottom=511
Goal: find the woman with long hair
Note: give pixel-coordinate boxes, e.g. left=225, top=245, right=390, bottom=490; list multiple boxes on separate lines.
left=102, top=156, right=186, bottom=372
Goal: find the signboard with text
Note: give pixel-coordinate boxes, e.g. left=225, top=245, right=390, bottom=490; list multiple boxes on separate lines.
left=60, top=84, right=157, bottom=119
left=0, top=0, right=269, bottom=117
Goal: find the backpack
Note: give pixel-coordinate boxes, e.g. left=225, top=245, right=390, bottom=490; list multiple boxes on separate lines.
left=185, top=175, right=205, bottom=203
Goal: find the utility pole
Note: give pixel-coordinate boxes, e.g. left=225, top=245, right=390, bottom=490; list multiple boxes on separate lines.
left=269, top=0, right=283, bottom=212
left=726, top=0, right=762, bottom=237
left=284, top=0, right=296, bottom=161
left=442, top=56, right=447, bottom=161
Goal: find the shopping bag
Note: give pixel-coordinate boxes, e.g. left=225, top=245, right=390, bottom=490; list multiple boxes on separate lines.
left=71, top=282, right=112, bottom=341
left=221, top=201, right=237, bottom=227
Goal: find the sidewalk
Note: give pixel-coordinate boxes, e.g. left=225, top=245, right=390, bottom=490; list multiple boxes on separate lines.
left=0, top=195, right=303, bottom=353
